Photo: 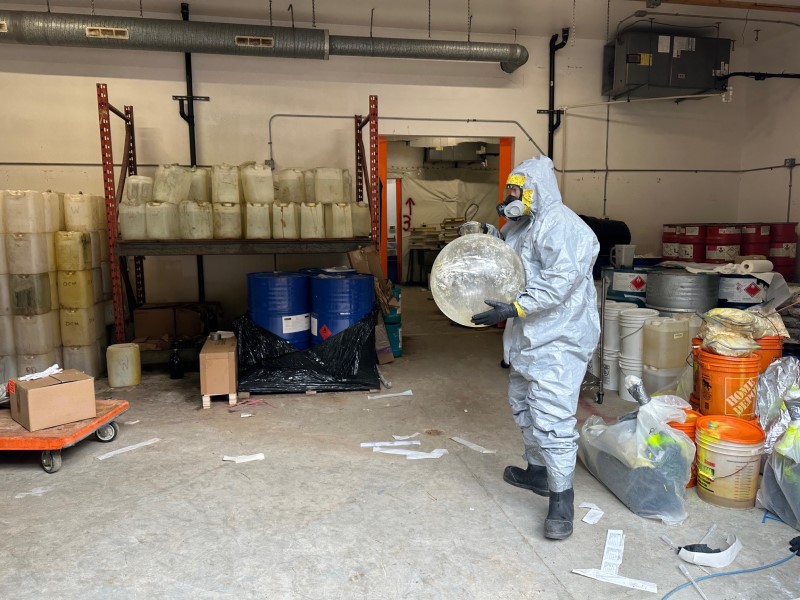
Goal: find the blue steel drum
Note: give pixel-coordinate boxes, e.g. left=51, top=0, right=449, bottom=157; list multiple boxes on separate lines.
left=247, top=271, right=311, bottom=350
left=310, top=273, right=374, bottom=345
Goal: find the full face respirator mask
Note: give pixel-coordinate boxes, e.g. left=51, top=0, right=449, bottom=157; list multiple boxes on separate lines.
left=496, top=180, right=533, bottom=220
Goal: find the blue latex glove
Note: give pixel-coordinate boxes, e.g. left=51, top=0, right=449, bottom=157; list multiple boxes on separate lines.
left=471, top=299, right=520, bottom=327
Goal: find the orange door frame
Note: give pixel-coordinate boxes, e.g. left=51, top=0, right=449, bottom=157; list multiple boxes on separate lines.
left=498, top=137, right=515, bottom=229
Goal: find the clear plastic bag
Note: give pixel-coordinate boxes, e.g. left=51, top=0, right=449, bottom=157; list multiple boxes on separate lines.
left=756, top=357, right=800, bottom=455
left=702, top=332, right=761, bottom=357
left=757, top=403, right=800, bottom=532
left=578, top=390, right=694, bottom=525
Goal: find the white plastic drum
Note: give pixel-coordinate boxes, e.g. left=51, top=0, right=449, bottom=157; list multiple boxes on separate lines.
left=430, top=233, right=526, bottom=328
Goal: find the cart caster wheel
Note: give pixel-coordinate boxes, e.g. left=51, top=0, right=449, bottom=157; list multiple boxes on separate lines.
left=41, top=450, right=62, bottom=474
left=95, top=421, right=119, bottom=443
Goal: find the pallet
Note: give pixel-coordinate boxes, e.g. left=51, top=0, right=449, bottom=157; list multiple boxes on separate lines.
left=202, top=393, right=237, bottom=409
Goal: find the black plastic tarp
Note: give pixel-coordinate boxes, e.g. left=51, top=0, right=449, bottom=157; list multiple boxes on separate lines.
left=233, top=311, right=379, bottom=394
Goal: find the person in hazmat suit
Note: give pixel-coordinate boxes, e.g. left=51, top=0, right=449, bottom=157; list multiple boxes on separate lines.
left=470, top=155, right=600, bottom=539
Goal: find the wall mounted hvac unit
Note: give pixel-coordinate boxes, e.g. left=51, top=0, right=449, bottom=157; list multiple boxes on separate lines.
left=603, top=31, right=732, bottom=99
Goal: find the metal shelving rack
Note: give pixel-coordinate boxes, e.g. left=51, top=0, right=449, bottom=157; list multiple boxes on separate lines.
left=98, top=85, right=381, bottom=343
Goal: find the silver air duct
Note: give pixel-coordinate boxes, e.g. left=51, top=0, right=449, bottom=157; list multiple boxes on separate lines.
left=0, top=10, right=529, bottom=72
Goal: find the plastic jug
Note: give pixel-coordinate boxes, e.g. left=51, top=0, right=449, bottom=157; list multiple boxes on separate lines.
left=146, top=202, right=180, bottom=239
left=300, top=203, right=325, bottom=239
left=100, top=262, right=111, bottom=299
left=103, top=300, right=114, bottom=326
left=329, top=203, right=353, bottom=238
left=188, top=168, right=211, bottom=204
left=43, top=191, right=64, bottom=233
left=272, top=203, right=299, bottom=239
left=44, top=233, right=57, bottom=273
left=179, top=201, right=213, bottom=239
left=241, top=163, right=275, bottom=204
left=56, top=231, right=92, bottom=271
left=47, top=271, right=58, bottom=312
left=0, top=315, right=15, bottom=355
left=58, top=270, right=94, bottom=309
left=351, top=202, right=371, bottom=237
left=60, top=307, right=97, bottom=347
left=124, top=175, right=153, bottom=205
left=92, top=267, right=103, bottom=304
left=106, top=343, right=141, bottom=387
left=119, top=202, right=147, bottom=239
left=49, top=309, right=61, bottom=347
left=275, top=169, right=306, bottom=203
left=212, top=163, right=242, bottom=204
left=0, top=355, right=17, bottom=384
left=94, top=195, right=108, bottom=231
left=17, top=349, right=60, bottom=376
left=6, top=233, right=50, bottom=274
left=94, top=303, right=106, bottom=342
left=63, top=344, right=102, bottom=378
left=212, top=203, right=242, bottom=239
left=10, top=273, right=51, bottom=316
left=245, top=203, right=272, bottom=239
left=88, top=231, right=102, bottom=268
left=315, top=168, right=344, bottom=204
left=64, top=193, right=99, bottom=232
left=3, top=190, right=46, bottom=233
left=643, top=317, right=690, bottom=370
left=13, top=314, right=54, bottom=355
left=153, top=164, right=192, bottom=204
left=0, top=190, right=4, bottom=233
left=303, top=170, right=316, bottom=205
left=0, top=274, right=12, bottom=316
left=0, top=234, right=6, bottom=275
left=343, top=169, right=354, bottom=203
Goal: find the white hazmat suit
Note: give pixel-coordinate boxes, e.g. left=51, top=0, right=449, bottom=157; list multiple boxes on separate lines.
left=495, top=156, right=600, bottom=493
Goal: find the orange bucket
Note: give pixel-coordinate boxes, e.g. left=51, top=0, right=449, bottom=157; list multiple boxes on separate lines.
left=754, top=336, right=783, bottom=373
left=668, top=409, right=701, bottom=487
left=698, top=349, right=760, bottom=420
left=689, top=393, right=700, bottom=412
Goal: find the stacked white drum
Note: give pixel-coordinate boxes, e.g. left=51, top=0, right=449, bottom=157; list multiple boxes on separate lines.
left=599, top=301, right=638, bottom=392
left=180, top=168, right=213, bottom=239
left=617, top=307, right=659, bottom=401
left=3, top=190, right=61, bottom=377
left=642, top=317, right=690, bottom=393
left=115, top=163, right=368, bottom=241
left=60, top=193, right=110, bottom=377
left=242, top=163, right=274, bottom=239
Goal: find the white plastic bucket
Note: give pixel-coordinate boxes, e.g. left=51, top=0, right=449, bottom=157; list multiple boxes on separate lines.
left=618, top=308, right=659, bottom=361
left=695, top=416, right=764, bottom=509
left=602, top=301, right=638, bottom=352
left=618, top=356, right=644, bottom=402
left=602, top=349, right=620, bottom=391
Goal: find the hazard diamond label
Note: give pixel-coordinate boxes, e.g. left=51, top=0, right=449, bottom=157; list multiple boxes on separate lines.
left=630, top=275, right=646, bottom=290
left=744, top=282, right=762, bottom=298
left=319, top=325, right=332, bottom=340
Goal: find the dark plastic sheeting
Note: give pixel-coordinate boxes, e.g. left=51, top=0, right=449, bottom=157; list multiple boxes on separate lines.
left=233, top=310, right=379, bottom=394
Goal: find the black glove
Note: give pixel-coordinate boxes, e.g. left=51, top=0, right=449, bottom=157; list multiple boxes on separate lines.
left=471, top=300, right=519, bottom=327
left=791, top=536, right=800, bottom=556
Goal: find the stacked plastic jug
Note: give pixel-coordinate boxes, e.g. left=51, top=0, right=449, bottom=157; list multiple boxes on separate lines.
left=1, top=190, right=63, bottom=379
left=60, top=192, right=113, bottom=377
left=241, top=162, right=274, bottom=239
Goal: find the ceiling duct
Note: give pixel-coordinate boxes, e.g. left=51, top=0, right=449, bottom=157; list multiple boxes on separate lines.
left=0, top=10, right=529, bottom=73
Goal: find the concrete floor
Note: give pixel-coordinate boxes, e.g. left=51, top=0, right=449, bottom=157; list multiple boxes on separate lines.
left=2, top=287, right=799, bottom=599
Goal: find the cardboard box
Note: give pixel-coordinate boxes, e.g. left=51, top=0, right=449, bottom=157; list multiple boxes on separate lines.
left=200, top=336, right=237, bottom=396
left=134, top=306, right=176, bottom=339
left=10, top=370, right=96, bottom=432
left=374, top=314, right=394, bottom=364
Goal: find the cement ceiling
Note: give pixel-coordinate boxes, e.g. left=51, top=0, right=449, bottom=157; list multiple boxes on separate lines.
left=6, top=0, right=800, bottom=44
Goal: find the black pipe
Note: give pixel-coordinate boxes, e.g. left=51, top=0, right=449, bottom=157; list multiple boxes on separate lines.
left=718, top=71, right=800, bottom=81
left=181, top=3, right=205, bottom=302
left=547, top=28, right=570, bottom=159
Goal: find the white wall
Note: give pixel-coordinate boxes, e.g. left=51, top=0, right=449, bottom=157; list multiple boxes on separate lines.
left=2, top=17, right=787, bottom=319
left=737, top=29, right=800, bottom=224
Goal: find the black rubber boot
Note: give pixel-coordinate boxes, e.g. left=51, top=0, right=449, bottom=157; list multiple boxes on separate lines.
left=544, top=488, right=574, bottom=540
left=502, top=464, right=549, bottom=496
